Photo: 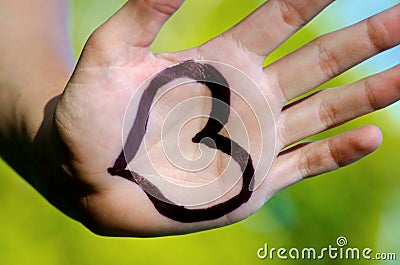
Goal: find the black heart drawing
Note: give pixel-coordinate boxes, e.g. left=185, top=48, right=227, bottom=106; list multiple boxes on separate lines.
left=108, top=60, right=255, bottom=223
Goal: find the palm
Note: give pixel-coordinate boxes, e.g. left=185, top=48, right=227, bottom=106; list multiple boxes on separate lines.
left=52, top=1, right=400, bottom=236
left=55, top=37, right=276, bottom=232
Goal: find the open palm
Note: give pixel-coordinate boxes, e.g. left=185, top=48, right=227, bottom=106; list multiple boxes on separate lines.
left=51, top=0, right=400, bottom=236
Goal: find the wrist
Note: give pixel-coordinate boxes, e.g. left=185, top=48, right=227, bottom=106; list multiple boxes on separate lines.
left=0, top=64, right=70, bottom=181
left=3, top=87, right=86, bottom=221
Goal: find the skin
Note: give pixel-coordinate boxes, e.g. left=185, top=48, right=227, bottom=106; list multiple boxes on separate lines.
left=109, top=60, right=255, bottom=222
left=0, top=0, right=399, bottom=236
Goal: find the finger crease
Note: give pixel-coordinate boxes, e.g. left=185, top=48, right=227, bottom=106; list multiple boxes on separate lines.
left=318, top=96, right=337, bottom=129
left=327, top=138, right=342, bottom=168
left=277, top=0, right=307, bottom=29
left=298, top=148, right=312, bottom=179
left=143, top=0, right=179, bottom=17
left=366, top=16, right=390, bottom=53
left=363, top=77, right=381, bottom=110
left=276, top=115, right=289, bottom=149
left=274, top=69, right=290, bottom=102
left=316, top=40, right=340, bottom=79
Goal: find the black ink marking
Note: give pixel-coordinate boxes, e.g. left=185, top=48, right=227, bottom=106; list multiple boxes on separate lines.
left=108, top=60, right=255, bottom=223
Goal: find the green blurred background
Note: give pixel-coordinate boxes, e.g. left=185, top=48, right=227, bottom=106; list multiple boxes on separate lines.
left=1, top=0, right=399, bottom=264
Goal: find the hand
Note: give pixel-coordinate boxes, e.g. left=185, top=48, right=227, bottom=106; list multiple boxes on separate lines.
left=37, top=0, right=400, bottom=236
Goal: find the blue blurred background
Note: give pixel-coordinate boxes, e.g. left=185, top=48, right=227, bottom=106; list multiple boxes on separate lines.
left=1, top=0, right=399, bottom=264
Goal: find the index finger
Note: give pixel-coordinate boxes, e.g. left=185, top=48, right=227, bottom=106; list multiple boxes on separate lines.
left=222, top=0, right=334, bottom=58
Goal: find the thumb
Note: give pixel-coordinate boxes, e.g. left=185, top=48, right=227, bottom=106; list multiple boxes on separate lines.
left=93, top=0, right=184, bottom=49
